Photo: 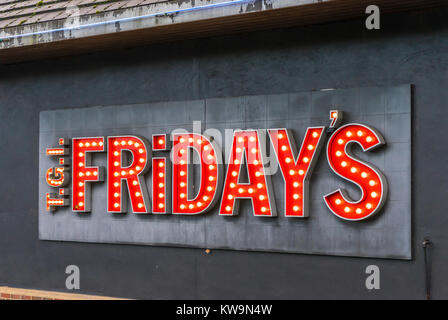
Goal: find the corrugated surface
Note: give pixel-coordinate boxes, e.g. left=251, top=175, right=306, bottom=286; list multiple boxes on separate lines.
left=0, top=0, right=164, bottom=28
left=0, top=0, right=447, bottom=64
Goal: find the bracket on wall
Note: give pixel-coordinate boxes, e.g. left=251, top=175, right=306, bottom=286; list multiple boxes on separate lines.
left=422, top=238, right=432, bottom=300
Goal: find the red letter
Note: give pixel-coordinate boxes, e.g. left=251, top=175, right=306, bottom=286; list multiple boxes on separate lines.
left=152, top=134, right=171, bottom=214
left=268, top=127, right=325, bottom=217
left=220, top=130, right=276, bottom=217
left=324, top=124, right=387, bottom=220
left=72, top=137, right=105, bottom=212
left=172, top=133, right=222, bottom=214
left=46, top=193, right=69, bottom=211
left=108, top=136, right=151, bottom=213
left=153, top=158, right=170, bottom=213
left=45, top=138, right=71, bottom=212
left=46, top=143, right=70, bottom=189
left=46, top=167, right=68, bottom=188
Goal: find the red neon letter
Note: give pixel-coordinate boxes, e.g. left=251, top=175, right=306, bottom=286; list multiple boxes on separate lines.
left=172, top=133, right=222, bottom=214
left=46, top=167, right=68, bottom=188
left=152, top=133, right=171, bottom=214
left=219, top=130, right=276, bottom=217
left=153, top=158, right=169, bottom=213
left=46, top=143, right=70, bottom=189
left=108, top=136, right=151, bottom=213
left=46, top=193, right=69, bottom=211
left=45, top=138, right=70, bottom=212
left=324, top=124, right=387, bottom=220
left=268, top=127, right=325, bottom=217
left=72, top=137, right=105, bottom=212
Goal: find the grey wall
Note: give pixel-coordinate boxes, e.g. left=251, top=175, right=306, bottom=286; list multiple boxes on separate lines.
left=0, top=7, right=447, bottom=299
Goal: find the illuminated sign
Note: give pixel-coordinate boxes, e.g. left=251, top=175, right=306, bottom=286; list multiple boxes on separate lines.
left=44, top=110, right=388, bottom=221
left=324, top=123, right=387, bottom=221
left=38, top=85, right=411, bottom=259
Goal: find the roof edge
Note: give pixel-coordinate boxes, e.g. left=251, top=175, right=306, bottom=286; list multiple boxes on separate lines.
left=0, top=0, right=446, bottom=64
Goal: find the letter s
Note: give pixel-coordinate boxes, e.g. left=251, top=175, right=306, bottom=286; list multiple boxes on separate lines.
left=324, top=123, right=388, bottom=221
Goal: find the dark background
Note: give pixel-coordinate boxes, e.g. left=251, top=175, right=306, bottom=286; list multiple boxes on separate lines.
left=0, top=7, right=447, bottom=299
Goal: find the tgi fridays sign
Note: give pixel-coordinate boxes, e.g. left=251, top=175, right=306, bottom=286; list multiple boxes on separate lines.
left=45, top=110, right=385, bottom=221
left=39, top=86, right=411, bottom=259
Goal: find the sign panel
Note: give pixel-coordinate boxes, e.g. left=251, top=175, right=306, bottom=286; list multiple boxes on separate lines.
left=39, top=85, right=411, bottom=259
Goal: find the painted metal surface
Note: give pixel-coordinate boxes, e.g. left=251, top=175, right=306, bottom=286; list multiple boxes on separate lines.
left=38, top=85, right=411, bottom=259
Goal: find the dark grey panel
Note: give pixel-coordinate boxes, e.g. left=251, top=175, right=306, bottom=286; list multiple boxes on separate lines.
left=38, top=85, right=411, bottom=259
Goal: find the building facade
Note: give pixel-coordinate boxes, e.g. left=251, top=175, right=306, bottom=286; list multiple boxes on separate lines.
left=0, top=0, right=447, bottom=299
